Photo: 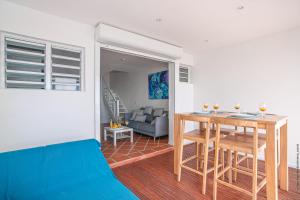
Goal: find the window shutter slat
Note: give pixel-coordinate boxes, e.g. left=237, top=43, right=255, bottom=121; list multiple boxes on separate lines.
left=5, top=37, right=46, bottom=89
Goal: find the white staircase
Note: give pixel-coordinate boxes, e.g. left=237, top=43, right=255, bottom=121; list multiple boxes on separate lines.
left=102, top=78, right=128, bottom=122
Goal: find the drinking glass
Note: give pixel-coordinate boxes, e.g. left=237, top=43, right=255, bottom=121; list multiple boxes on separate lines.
left=234, top=103, right=241, bottom=113
left=125, top=120, right=129, bottom=126
left=213, top=104, right=219, bottom=114
left=202, top=103, right=209, bottom=112
left=259, top=103, right=267, bottom=118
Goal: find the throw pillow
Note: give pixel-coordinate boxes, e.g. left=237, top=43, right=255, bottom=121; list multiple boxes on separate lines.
left=136, top=109, right=144, bottom=115
left=130, top=112, right=137, bottom=120
left=134, top=115, right=146, bottom=122
left=144, top=106, right=153, bottom=115
left=153, top=108, right=164, bottom=117
left=145, top=114, right=153, bottom=123
left=130, top=109, right=144, bottom=120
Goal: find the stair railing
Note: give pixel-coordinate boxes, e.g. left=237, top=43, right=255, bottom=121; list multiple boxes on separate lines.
left=102, top=77, right=120, bottom=121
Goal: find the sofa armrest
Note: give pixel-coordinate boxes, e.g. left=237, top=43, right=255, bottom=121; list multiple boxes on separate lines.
left=155, top=116, right=168, bottom=137
left=124, top=112, right=133, bottom=121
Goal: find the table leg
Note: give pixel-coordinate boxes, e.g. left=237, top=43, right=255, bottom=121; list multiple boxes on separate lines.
left=279, top=122, right=288, bottom=191
left=227, top=149, right=232, bottom=184
left=130, top=130, right=133, bottom=143
left=266, top=124, right=278, bottom=200
left=104, top=129, right=107, bottom=141
left=200, top=122, right=204, bottom=131
left=174, top=114, right=180, bottom=175
left=113, top=131, right=117, bottom=147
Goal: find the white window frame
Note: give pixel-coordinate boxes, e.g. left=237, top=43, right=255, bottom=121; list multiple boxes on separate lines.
left=0, top=31, right=85, bottom=91
left=0, top=33, right=5, bottom=89
left=50, top=44, right=85, bottom=91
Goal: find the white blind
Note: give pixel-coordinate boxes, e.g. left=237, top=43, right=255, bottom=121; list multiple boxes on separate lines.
left=5, top=37, right=46, bottom=89
left=51, top=46, right=82, bottom=91
left=179, top=66, right=189, bottom=83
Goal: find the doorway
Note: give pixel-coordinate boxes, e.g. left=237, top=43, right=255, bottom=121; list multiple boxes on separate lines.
left=95, top=45, right=175, bottom=167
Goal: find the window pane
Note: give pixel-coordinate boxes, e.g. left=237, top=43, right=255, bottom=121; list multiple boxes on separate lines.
left=51, top=46, right=82, bottom=91
left=5, top=37, right=46, bottom=89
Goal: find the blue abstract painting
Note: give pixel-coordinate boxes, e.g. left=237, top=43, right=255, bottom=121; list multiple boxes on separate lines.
left=148, top=70, right=169, bottom=99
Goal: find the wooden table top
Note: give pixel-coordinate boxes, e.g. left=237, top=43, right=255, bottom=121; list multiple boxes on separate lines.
left=177, top=112, right=287, bottom=128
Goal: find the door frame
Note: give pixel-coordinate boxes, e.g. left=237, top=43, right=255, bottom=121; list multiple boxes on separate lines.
left=94, top=42, right=177, bottom=145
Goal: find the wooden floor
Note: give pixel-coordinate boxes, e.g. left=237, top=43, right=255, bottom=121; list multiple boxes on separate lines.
left=113, top=144, right=300, bottom=200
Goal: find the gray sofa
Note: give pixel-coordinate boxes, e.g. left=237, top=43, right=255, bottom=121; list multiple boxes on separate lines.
left=125, top=109, right=168, bottom=140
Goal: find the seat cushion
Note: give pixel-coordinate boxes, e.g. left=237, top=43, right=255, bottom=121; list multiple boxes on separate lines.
left=128, top=120, right=140, bottom=130
left=138, top=123, right=155, bottom=134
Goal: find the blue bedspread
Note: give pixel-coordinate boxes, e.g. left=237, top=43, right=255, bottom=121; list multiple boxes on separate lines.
left=0, top=139, right=139, bottom=200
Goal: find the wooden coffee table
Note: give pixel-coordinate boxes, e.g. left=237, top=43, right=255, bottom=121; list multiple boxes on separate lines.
left=104, top=126, right=133, bottom=147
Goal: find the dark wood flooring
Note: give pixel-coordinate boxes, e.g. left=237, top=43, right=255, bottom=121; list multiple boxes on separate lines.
left=113, top=144, right=300, bottom=200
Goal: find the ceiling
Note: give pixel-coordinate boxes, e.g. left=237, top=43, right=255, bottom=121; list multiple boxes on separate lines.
left=101, top=49, right=168, bottom=74
left=7, top=0, right=300, bottom=54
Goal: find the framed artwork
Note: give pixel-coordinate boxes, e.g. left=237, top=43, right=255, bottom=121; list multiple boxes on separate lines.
left=148, top=70, right=169, bottom=99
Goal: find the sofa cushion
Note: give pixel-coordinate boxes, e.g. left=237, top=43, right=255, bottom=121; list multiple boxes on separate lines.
left=128, top=121, right=154, bottom=134
left=128, top=120, right=140, bottom=130
left=144, top=106, right=153, bottom=115
left=138, top=123, right=155, bottom=134
left=134, top=115, right=146, bottom=122
left=130, top=112, right=137, bottom=120
left=130, top=110, right=144, bottom=120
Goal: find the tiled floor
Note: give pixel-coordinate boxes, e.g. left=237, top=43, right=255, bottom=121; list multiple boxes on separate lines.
left=101, top=132, right=172, bottom=168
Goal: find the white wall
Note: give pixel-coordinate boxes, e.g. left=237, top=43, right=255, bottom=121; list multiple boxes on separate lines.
left=109, top=67, right=169, bottom=112
left=0, top=1, right=95, bottom=152
left=193, top=27, right=300, bottom=167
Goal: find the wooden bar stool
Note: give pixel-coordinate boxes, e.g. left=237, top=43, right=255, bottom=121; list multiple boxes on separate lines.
left=213, top=120, right=267, bottom=200
left=177, top=118, right=221, bottom=195
left=236, top=128, right=281, bottom=181
left=212, top=123, right=240, bottom=181
left=198, top=123, right=237, bottom=179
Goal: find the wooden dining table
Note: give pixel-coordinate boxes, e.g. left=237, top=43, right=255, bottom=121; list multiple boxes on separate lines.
left=173, top=112, right=288, bottom=200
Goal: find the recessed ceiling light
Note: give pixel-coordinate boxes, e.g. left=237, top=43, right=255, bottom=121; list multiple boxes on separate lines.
left=237, top=6, right=244, bottom=10
left=204, top=40, right=209, bottom=43
left=155, top=18, right=162, bottom=22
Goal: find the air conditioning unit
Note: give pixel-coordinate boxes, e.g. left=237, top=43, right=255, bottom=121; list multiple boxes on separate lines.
left=96, top=23, right=183, bottom=60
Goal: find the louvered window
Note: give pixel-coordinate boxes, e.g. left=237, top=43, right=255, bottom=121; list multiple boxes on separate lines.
left=4, top=37, right=46, bottom=89
left=51, top=46, right=82, bottom=91
left=0, top=32, right=84, bottom=91
left=179, top=66, right=189, bottom=83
